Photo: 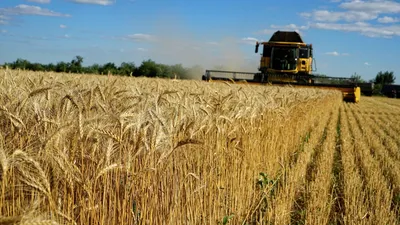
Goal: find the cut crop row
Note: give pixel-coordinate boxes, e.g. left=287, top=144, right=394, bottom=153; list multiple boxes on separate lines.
left=257, top=95, right=340, bottom=224
left=343, top=103, right=397, bottom=224
left=348, top=102, right=400, bottom=222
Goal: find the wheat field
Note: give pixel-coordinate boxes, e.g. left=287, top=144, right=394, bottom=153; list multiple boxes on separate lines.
left=0, top=69, right=399, bottom=225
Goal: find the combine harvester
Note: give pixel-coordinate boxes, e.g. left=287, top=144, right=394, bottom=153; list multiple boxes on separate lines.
left=202, top=31, right=361, bottom=103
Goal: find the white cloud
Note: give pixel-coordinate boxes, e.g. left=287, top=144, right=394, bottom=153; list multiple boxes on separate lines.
left=26, top=0, right=51, bottom=3
left=0, top=15, right=10, bottom=24
left=240, top=37, right=258, bottom=45
left=325, top=51, right=350, bottom=56
left=325, top=51, right=340, bottom=56
left=60, top=24, right=67, bottom=28
left=269, top=24, right=309, bottom=36
left=271, top=23, right=309, bottom=30
left=298, top=0, right=400, bottom=38
left=258, top=28, right=276, bottom=35
left=257, top=24, right=308, bottom=37
left=137, top=48, right=148, bottom=52
left=56, top=34, right=70, bottom=39
left=1, top=29, right=7, bottom=33
left=255, top=24, right=308, bottom=39
left=0, top=4, right=70, bottom=17
left=306, top=10, right=378, bottom=22
left=68, top=0, right=115, bottom=5
left=364, top=62, right=371, bottom=66
left=340, top=0, right=400, bottom=14
left=126, top=33, right=156, bottom=42
left=377, top=16, right=399, bottom=23
left=299, top=12, right=312, bottom=18
left=302, top=1, right=400, bottom=23
left=310, top=22, right=400, bottom=38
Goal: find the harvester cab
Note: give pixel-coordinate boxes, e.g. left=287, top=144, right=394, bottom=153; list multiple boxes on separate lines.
left=202, top=30, right=362, bottom=103
left=254, top=31, right=314, bottom=82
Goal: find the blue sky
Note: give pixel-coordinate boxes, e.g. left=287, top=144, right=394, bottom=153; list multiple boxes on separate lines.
left=0, top=0, right=399, bottom=82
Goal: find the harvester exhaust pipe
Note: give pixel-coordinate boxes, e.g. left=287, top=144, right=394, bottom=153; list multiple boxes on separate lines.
left=255, top=42, right=259, bottom=53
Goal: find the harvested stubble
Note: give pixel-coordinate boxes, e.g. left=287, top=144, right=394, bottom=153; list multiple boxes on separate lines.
left=340, top=101, right=400, bottom=224
left=0, top=68, right=344, bottom=224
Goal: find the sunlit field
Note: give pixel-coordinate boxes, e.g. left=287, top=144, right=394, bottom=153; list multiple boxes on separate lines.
left=0, top=69, right=399, bottom=225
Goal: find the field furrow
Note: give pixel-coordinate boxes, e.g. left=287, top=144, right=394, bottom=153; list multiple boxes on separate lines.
left=344, top=103, right=397, bottom=224
left=328, top=107, right=346, bottom=224
left=340, top=104, right=369, bottom=224
left=369, top=115, right=400, bottom=162
left=349, top=104, right=400, bottom=222
left=304, top=107, right=339, bottom=224
left=289, top=111, right=333, bottom=224
left=372, top=97, right=400, bottom=108
left=261, top=98, right=337, bottom=224
left=363, top=97, right=400, bottom=111
left=373, top=113, right=400, bottom=147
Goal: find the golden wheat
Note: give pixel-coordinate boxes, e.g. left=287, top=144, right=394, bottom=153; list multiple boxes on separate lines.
left=1, top=68, right=399, bottom=224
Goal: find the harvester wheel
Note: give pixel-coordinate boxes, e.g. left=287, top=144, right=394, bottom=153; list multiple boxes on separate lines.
left=253, top=73, right=268, bottom=83
left=296, top=78, right=309, bottom=84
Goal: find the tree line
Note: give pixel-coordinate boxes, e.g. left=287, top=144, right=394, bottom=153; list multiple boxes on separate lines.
left=1, top=56, right=203, bottom=79
left=352, top=71, right=397, bottom=95
left=350, top=71, right=395, bottom=84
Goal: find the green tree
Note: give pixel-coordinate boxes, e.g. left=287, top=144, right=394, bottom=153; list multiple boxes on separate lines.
left=170, top=64, right=187, bottom=79
left=137, top=59, right=161, bottom=77
left=350, top=72, right=365, bottom=83
left=157, top=64, right=173, bottom=78
left=55, top=61, right=68, bottom=73
left=70, top=55, right=84, bottom=73
left=371, top=71, right=395, bottom=85
left=118, top=62, right=136, bottom=76
left=2, top=63, right=10, bottom=69
left=28, top=63, right=44, bottom=71
left=45, top=63, right=56, bottom=72
left=12, top=58, right=30, bottom=70
left=100, top=62, right=118, bottom=75
left=85, top=63, right=101, bottom=74
left=370, top=71, right=396, bottom=95
left=4, top=57, right=209, bottom=79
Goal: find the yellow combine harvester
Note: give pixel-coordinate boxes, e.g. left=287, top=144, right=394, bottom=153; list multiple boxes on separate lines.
left=202, top=31, right=361, bottom=103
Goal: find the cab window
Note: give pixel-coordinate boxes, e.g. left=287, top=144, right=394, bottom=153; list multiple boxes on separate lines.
left=299, top=48, right=309, bottom=58
left=263, top=45, right=272, bottom=57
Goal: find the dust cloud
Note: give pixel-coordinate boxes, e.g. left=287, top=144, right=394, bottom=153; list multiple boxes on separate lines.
left=143, top=14, right=259, bottom=80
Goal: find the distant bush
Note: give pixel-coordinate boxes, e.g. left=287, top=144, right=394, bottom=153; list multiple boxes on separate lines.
left=2, top=56, right=204, bottom=79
